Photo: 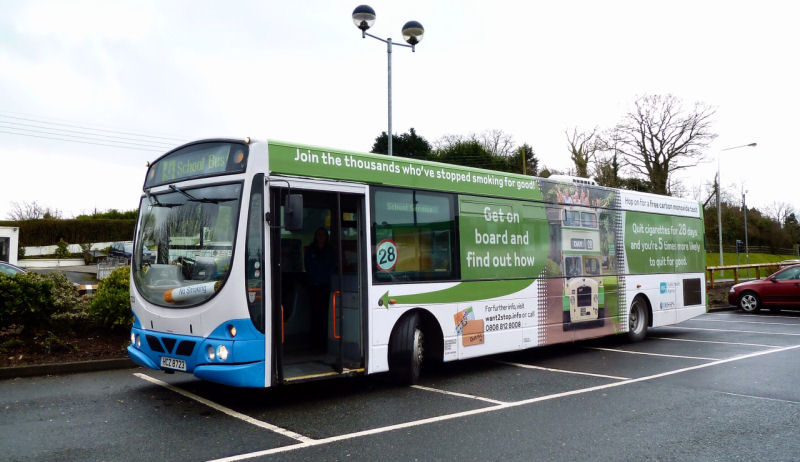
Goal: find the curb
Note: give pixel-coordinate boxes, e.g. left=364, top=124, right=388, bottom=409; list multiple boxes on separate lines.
left=0, top=358, right=137, bottom=380
left=708, top=304, right=735, bottom=313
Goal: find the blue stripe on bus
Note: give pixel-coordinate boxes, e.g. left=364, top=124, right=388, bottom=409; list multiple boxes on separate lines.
left=128, top=319, right=266, bottom=387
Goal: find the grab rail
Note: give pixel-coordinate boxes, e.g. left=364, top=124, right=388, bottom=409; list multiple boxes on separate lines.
left=332, top=290, right=341, bottom=340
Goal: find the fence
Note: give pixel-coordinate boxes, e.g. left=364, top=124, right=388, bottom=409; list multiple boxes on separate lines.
left=97, top=257, right=128, bottom=280
left=706, top=261, right=797, bottom=288
left=708, top=245, right=799, bottom=256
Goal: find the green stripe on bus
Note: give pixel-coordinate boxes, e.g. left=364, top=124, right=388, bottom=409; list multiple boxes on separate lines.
left=381, top=279, right=534, bottom=307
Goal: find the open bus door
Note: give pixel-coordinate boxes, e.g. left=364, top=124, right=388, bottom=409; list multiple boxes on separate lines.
left=270, top=185, right=367, bottom=383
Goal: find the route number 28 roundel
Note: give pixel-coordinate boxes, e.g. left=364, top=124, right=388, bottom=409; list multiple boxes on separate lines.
left=376, top=239, right=398, bottom=272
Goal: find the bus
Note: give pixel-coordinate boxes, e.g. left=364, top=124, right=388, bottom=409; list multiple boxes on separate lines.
left=127, top=138, right=707, bottom=388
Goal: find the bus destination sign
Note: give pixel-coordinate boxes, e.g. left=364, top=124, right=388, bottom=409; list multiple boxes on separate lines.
left=145, top=142, right=248, bottom=188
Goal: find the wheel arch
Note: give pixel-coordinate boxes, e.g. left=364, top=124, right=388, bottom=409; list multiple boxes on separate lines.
left=389, top=307, right=444, bottom=366
left=631, top=293, right=653, bottom=328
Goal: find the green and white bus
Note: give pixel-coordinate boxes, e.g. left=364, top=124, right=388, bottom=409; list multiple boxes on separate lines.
left=127, top=138, right=706, bottom=387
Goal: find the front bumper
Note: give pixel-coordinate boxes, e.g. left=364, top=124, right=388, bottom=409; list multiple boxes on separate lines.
left=127, top=321, right=266, bottom=387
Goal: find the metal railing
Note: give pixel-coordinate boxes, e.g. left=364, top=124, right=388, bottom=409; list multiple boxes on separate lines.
left=706, top=261, right=797, bottom=288
left=97, top=257, right=128, bottom=280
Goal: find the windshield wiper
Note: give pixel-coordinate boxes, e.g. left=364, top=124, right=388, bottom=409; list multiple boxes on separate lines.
left=168, top=184, right=235, bottom=204
left=145, top=189, right=181, bottom=208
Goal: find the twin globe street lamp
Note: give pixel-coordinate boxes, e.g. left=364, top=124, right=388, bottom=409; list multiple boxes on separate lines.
left=352, top=5, right=424, bottom=157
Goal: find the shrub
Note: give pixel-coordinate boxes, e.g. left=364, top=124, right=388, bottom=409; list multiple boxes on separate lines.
left=0, top=272, right=56, bottom=331
left=55, top=238, right=70, bottom=259
left=89, top=266, right=132, bottom=329
left=0, top=272, right=85, bottom=332
left=80, top=243, right=94, bottom=264
left=46, top=272, right=83, bottom=313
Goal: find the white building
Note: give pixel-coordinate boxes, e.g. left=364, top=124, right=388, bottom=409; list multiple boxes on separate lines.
left=0, top=226, right=20, bottom=265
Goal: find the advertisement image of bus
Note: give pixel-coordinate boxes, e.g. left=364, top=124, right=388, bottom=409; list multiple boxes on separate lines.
left=126, top=138, right=707, bottom=388
left=560, top=205, right=605, bottom=330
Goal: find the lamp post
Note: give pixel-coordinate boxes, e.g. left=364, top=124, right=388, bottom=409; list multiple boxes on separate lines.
left=743, top=188, right=750, bottom=277
left=717, top=142, right=757, bottom=272
left=352, top=5, right=424, bottom=157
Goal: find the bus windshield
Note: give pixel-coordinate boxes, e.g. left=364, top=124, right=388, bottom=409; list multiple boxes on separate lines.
left=133, top=182, right=242, bottom=307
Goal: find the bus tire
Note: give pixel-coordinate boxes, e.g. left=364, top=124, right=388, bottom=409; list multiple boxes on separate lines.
left=627, top=296, right=649, bottom=342
left=738, top=291, right=760, bottom=313
left=389, top=313, right=424, bottom=385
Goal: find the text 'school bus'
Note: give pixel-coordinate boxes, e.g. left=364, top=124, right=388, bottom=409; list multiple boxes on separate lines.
left=127, top=139, right=706, bottom=387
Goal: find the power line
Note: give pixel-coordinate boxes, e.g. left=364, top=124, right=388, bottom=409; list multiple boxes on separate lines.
left=0, top=129, right=167, bottom=152
left=0, top=121, right=177, bottom=150
left=0, top=112, right=188, bottom=143
left=0, top=125, right=175, bottom=150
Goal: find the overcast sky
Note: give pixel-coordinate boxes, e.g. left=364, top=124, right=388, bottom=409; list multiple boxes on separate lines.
left=1, top=0, right=797, bottom=220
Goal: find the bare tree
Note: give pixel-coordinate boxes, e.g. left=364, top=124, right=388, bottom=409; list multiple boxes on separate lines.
left=478, top=129, right=515, bottom=157
left=566, top=127, right=605, bottom=178
left=432, top=133, right=469, bottom=151
left=766, top=201, right=795, bottom=227
left=615, top=94, right=717, bottom=195
left=6, top=200, right=63, bottom=220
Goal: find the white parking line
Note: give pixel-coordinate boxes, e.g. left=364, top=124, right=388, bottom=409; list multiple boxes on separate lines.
left=668, top=326, right=800, bottom=336
left=586, top=347, right=719, bottom=361
left=134, top=373, right=314, bottom=444
left=204, top=344, right=800, bottom=461
left=411, top=385, right=507, bottom=405
left=650, top=337, right=777, bottom=348
left=707, top=312, right=800, bottom=320
left=716, top=391, right=800, bottom=406
left=494, top=360, right=629, bottom=380
left=688, top=318, right=800, bottom=327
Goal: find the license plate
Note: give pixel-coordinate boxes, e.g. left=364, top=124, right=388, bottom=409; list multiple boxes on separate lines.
left=160, top=356, right=186, bottom=371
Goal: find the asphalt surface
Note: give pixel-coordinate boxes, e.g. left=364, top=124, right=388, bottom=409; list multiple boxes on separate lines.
left=2, top=309, right=800, bottom=461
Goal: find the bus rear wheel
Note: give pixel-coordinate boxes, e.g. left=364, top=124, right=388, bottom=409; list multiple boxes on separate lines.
left=627, top=296, right=649, bottom=342
left=389, top=313, right=424, bottom=385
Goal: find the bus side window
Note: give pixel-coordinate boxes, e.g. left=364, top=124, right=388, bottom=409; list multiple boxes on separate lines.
left=371, top=188, right=457, bottom=282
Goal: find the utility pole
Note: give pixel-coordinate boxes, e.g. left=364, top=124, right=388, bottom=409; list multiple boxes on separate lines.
left=743, top=190, right=750, bottom=278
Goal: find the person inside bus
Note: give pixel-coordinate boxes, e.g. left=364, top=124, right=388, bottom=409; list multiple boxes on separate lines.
left=304, top=227, right=336, bottom=351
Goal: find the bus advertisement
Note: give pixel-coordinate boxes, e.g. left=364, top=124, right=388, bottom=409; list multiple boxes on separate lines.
left=126, top=139, right=705, bottom=387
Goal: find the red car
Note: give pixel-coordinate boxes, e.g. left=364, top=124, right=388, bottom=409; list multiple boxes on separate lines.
left=728, top=264, right=800, bottom=312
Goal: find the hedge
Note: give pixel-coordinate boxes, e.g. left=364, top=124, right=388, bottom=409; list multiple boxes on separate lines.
left=0, top=219, right=136, bottom=246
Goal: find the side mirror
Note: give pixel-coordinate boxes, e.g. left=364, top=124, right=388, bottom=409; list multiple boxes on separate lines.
left=284, top=194, right=303, bottom=232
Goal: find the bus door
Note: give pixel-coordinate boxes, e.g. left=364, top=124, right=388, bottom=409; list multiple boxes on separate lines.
left=270, top=186, right=366, bottom=383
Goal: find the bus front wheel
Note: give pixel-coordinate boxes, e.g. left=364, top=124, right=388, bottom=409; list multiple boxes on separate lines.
left=627, top=296, right=649, bottom=342
left=389, top=313, right=424, bottom=385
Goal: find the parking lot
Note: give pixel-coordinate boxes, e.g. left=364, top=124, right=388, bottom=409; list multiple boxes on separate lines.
left=3, top=309, right=800, bottom=461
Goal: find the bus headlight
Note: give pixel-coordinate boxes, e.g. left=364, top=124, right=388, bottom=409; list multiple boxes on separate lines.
left=207, top=345, right=215, bottom=361
left=228, top=325, right=237, bottom=338
left=217, top=345, right=229, bottom=361
left=131, top=333, right=136, bottom=345
left=136, top=335, right=141, bottom=348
